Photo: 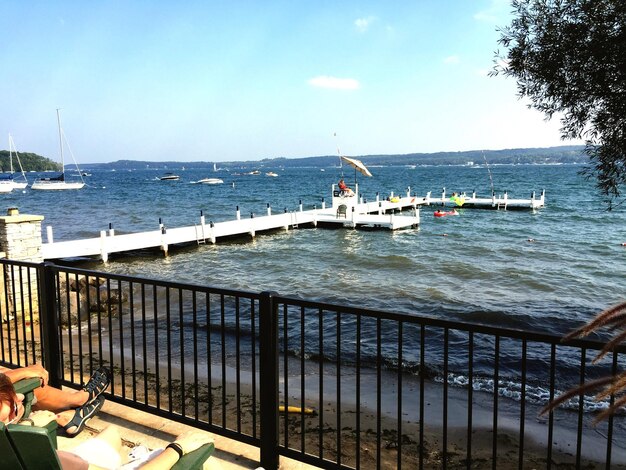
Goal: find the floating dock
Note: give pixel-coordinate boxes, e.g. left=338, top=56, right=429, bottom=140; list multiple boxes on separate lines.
left=41, top=185, right=544, bottom=261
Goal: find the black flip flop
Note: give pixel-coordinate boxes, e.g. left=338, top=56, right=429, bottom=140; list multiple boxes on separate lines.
left=60, top=395, right=105, bottom=437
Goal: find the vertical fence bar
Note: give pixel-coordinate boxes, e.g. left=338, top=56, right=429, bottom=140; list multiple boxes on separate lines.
left=26, top=267, right=37, bottom=364
left=118, top=280, right=126, bottom=398
left=153, top=283, right=160, bottom=410
left=467, top=332, right=474, bottom=470
left=492, top=335, right=500, bottom=470
left=165, top=287, right=172, bottom=412
left=178, top=287, right=185, bottom=417
left=443, top=327, right=449, bottom=470
left=318, top=307, right=324, bottom=460
left=299, top=305, right=306, bottom=453
left=259, top=291, right=279, bottom=470
left=518, top=339, right=527, bottom=470
left=251, top=298, right=258, bottom=438
left=192, top=290, right=199, bottom=420
left=235, top=296, right=241, bottom=432
left=283, top=303, right=289, bottom=449
left=85, top=274, right=94, bottom=377
left=106, top=278, right=114, bottom=394
left=206, top=292, right=213, bottom=425
left=419, top=325, right=425, bottom=470
left=220, top=294, right=226, bottom=428
left=38, top=263, right=62, bottom=387
left=129, top=281, right=137, bottom=403
left=606, top=351, right=618, bottom=470
left=547, top=343, right=556, bottom=470
left=141, top=284, right=148, bottom=406
left=576, top=348, right=586, bottom=468
left=376, top=317, right=382, bottom=470
left=397, top=321, right=403, bottom=470
left=336, top=310, right=342, bottom=467
left=75, top=272, right=84, bottom=383
left=356, top=314, right=362, bottom=470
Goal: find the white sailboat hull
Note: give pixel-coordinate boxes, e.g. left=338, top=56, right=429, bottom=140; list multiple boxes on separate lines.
left=31, top=180, right=85, bottom=190
left=11, top=182, right=28, bottom=190
left=0, top=181, right=14, bottom=193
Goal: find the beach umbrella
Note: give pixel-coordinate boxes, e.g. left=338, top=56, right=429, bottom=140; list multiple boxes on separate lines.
left=340, top=156, right=373, bottom=187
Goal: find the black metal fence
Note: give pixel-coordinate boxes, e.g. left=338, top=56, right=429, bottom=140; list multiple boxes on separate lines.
left=1, top=258, right=625, bottom=469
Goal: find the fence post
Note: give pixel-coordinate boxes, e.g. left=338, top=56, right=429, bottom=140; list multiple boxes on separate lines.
left=259, top=290, right=279, bottom=470
left=38, top=262, right=62, bottom=388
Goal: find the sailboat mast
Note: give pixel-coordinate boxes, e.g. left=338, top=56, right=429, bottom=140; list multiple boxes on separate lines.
left=8, top=134, right=14, bottom=173
left=56, top=108, right=64, bottom=172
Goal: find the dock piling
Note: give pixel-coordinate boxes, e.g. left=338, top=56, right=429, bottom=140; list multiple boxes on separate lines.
left=108, top=223, right=114, bottom=237
left=236, top=206, right=241, bottom=220
left=160, top=225, right=168, bottom=256
left=267, top=203, right=271, bottom=216
left=99, top=230, right=108, bottom=263
left=46, top=226, right=53, bottom=244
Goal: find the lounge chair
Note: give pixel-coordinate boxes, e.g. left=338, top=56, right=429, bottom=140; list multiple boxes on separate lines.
left=13, top=376, right=42, bottom=419
left=5, top=420, right=215, bottom=469
left=0, top=422, right=25, bottom=469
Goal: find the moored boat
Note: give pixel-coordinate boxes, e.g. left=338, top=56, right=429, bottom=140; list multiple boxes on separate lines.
left=159, top=173, right=180, bottom=181
left=197, top=177, right=223, bottom=184
left=31, top=109, right=85, bottom=190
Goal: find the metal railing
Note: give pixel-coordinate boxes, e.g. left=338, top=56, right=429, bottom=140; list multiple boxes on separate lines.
left=1, top=258, right=624, bottom=469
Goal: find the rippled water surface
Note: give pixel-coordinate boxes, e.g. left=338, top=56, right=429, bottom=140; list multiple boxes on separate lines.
left=6, top=163, right=625, bottom=335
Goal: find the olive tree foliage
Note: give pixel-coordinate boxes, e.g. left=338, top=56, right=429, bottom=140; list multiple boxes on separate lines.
left=492, top=0, right=626, bottom=208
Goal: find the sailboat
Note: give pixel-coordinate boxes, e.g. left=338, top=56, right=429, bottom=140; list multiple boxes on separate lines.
left=31, top=109, right=85, bottom=190
left=0, top=134, right=29, bottom=192
left=8, top=134, right=28, bottom=189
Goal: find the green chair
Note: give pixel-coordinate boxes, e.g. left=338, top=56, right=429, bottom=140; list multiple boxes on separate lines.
left=0, top=422, right=25, bottom=469
left=13, top=376, right=42, bottom=419
left=6, top=420, right=215, bottom=470
left=173, top=442, right=215, bottom=469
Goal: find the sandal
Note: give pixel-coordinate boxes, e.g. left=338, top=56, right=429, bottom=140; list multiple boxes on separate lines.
left=61, top=395, right=105, bottom=437
left=83, top=366, right=111, bottom=404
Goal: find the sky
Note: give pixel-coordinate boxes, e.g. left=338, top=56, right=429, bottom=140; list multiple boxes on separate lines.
left=1, top=1, right=582, bottom=164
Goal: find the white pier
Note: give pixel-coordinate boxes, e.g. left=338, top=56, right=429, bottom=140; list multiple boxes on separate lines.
left=41, top=185, right=421, bottom=261
left=428, top=188, right=546, bottom=210
left=41, top=184, right=544, bottom=261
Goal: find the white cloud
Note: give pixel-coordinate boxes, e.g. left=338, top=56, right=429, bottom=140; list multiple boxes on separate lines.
left=474, top=0, right=508, bottom=23
left=443, top=55, right=460, bottom=65
left=308, top=76, right=360, bottom=90
left=354, top=16, right=377, bottom=33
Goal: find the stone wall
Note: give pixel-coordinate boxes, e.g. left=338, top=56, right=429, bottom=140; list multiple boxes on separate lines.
left=0, top=208, right=44, bottom=320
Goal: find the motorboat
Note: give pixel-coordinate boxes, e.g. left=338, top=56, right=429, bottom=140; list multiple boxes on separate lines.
left=266, top=172, right=278, bottom=177
left=159, top=173, right=180, bottom=181
left=197, top=177, right=223, bottom=184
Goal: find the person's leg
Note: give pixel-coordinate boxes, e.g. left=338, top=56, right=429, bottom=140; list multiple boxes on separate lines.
left=66, top=425, right=124, bottom=467
left=33, top=366, right=110, bottom=412
left=32, top=386, right=89, bottom=412
left=93, top=425, right=123, bottom=453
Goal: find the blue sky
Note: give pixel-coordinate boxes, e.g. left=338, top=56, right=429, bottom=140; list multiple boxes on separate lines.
left=1, top=1, right=581, bottom=163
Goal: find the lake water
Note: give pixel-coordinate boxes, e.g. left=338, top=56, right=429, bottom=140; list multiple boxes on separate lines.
left=6, top=163, right=624, bottom=334
left=4, top=163, right=626, bottom=415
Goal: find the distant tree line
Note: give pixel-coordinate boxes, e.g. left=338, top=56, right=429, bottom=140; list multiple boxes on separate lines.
left=0, top=150, right=61, bottom=172
left=79, top=145, right=586, bottom=171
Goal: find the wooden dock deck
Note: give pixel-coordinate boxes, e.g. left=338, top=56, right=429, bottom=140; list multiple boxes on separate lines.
left=40, top=185, right=543, bottom=261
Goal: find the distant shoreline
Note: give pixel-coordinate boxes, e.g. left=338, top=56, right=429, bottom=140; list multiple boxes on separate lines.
left=77, top=145, right=587, bottom=170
